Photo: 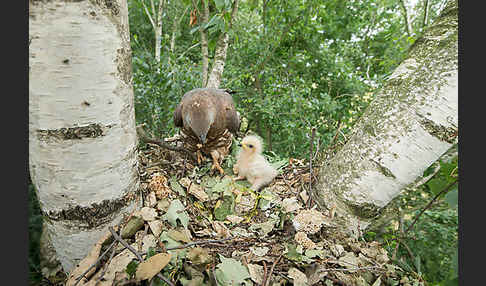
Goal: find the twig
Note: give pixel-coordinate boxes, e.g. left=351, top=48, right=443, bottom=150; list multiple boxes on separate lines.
left=280, top=174, right=293, bottom=191
left=404, top=178, right=458, bottom=233
left=74, top=239, right=117, bottom=286
left=108, top=227, right=176, bottom=286
left=261, top=261, right=268, bottom=286
left=413, top=163, right=441, bottom=188
left=136, top=125, right=197, bottom=161
left=265, top=254, right=282, bottom=286
left=96, top=241, right=120, bottom=281
left=108, top=227, right=143, bottom=261
left=327, top=275, right=351, bottom=286
left=307, top=127, right=316, bottom=208
left=321, top=265, right=383, bottom=272
left=392, top=213, right=403, bottom=260
left=140, top=237, right=237, bottom=254
left=330, top=121, right=343, bottom=148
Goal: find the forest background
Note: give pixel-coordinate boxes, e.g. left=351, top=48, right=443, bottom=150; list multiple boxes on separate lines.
left=28, top=0, right=458, bottom=285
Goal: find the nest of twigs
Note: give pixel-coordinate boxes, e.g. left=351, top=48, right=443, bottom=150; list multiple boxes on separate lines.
left=59, top=137, right=422, bottom=286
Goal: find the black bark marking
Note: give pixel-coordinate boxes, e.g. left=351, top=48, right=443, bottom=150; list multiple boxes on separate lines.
left=44, top=190, right=138, bottom=228
left=37, top=123, right=113, bottom=142
left=420, top=118, right=457, bottom=143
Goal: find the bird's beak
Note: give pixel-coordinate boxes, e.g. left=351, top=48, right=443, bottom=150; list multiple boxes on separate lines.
left=200, top=134, right=207, bottom=144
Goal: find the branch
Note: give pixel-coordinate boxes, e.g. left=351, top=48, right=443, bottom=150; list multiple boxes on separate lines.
left=404, top=178, right=458, bottom=233
left=264, top=254, right=282, bottom=286
left=422, top=0, right=430, bottom=28
left=307, top=127, right=316, bottom=208
left=108, top=227, right=176, bottom=286
left=156, top=0, right=165, bottom=26
left=141, top=0, right=156, bottom=29
left=73, top=239, right=118, bottom=286
left=177, top=42, right=201, bottom=60
left=399, top=0, right=412, bottom=36
left=136, top=125, right=197, bottom=161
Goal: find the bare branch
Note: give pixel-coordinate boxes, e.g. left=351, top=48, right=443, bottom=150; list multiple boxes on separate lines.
left=141, top=0, right=156, bottom=29
left=404, top=178, right=458, bottom=234
left=399, top=0, right=412, bottom=36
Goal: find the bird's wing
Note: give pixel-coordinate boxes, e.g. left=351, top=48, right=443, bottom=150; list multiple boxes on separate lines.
left=219, top=92, right=240, bottom=134
left=173, top=102, right=183, bottom=127
left=246, top=156, right=271, bottom=177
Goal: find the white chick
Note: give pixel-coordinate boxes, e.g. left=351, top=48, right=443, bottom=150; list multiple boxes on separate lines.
left=233, top=135, right=278, bottom=191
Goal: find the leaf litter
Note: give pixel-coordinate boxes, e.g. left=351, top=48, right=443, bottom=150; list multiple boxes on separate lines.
left=62, top=144, right=424, bottom=286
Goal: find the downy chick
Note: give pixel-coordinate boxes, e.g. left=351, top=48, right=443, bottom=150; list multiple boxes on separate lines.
left=233, top=135, right=278, bottom=191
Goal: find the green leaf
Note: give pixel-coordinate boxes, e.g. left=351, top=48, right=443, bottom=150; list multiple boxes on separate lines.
left=213, top=195, right=234, bottom=221
left=284, top=243, right=303, bottom=262
left=146, top=247, right=157, bottom=259
left=211, top=176, right=233, bottom=194
left=214, top=255, right=250, bottom=285
left=163, top=199, right=190, bottom=228
left=125, top=260, right=139, bottom=278
left=170, top=176, right=185, bottom=196
left=203, top=15, right=220, bottom=30
left=189, top=25, right=200, bottom=35
left=214, top=0, right=225, bottom=11
left=414, top=254, right=421, bottom=274
left=445, top=188, right=458, bottom=208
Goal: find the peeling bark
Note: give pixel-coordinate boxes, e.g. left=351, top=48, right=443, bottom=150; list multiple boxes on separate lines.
left=314, top=0, right=458, bottom=237
left=29, top=0, right=140, bottom=271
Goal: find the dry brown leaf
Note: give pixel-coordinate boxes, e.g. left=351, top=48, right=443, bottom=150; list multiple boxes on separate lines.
left=188, top=183, right=209, bottom=202
left=135, top=253, right=172, bottom=281
left=148, top=220, right=164, bottom=237
left=140, top=207, right=158, bottom=221
left=65, top=230, right=113, bottom=286
left=168, top=229, right=191, bottom=243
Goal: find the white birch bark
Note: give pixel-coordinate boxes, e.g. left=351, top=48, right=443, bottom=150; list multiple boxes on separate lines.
left=206, top=0, right=239, bottom=89
left=29, top=0, right=140, bottom=272
left=314, top=0, right=458, bottom=236
left=200, top=0, right=210, bottom=87
left=141, top=0, right=165, bottom=63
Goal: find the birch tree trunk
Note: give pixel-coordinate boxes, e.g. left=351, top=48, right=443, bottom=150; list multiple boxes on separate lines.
left=206, top=0, right=239, bottom=88
left=313, top=0, right=458, bottom=237
left=29, top=0, right=140, bottom=272
left=199, top=0, right=210, bottom=87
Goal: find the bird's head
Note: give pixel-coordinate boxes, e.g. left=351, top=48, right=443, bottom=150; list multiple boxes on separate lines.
left=238, top=135, right=263, bottom=155
left=185, top=100, right=216, bottom=144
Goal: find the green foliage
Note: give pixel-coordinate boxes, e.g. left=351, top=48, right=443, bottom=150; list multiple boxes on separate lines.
left=125, top=260, right=139, bottom=278
left=29, top=183, right=44, bottom=284
left=380, top=151, right=458, bottom=286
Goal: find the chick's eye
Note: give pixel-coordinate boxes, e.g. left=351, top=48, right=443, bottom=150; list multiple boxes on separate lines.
left=248, top=144, right=253, bottom=148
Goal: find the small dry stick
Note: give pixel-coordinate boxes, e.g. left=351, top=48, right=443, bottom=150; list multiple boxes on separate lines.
left=136, top=125, right=197, bottom=161
left=108, top=227, right=176, bottom=286
left=265, top=254, right=282, bottom=286
left=74, top=239, right=118, bottom=286
left=96, top=241, right=120, bottom=282
left=281, top=173, right=293, bottom=191
left=261, top=261, right=268, bottom=286
left=307, top=127, right=316, bottom=208
left=327, top=275, right=351, bottom=286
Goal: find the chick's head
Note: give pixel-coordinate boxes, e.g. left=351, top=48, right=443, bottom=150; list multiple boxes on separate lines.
left=238, top=135, right=263, bottom=155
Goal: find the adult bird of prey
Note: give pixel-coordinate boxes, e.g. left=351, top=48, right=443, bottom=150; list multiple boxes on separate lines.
left=173, top=88, right=240, bottom=174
